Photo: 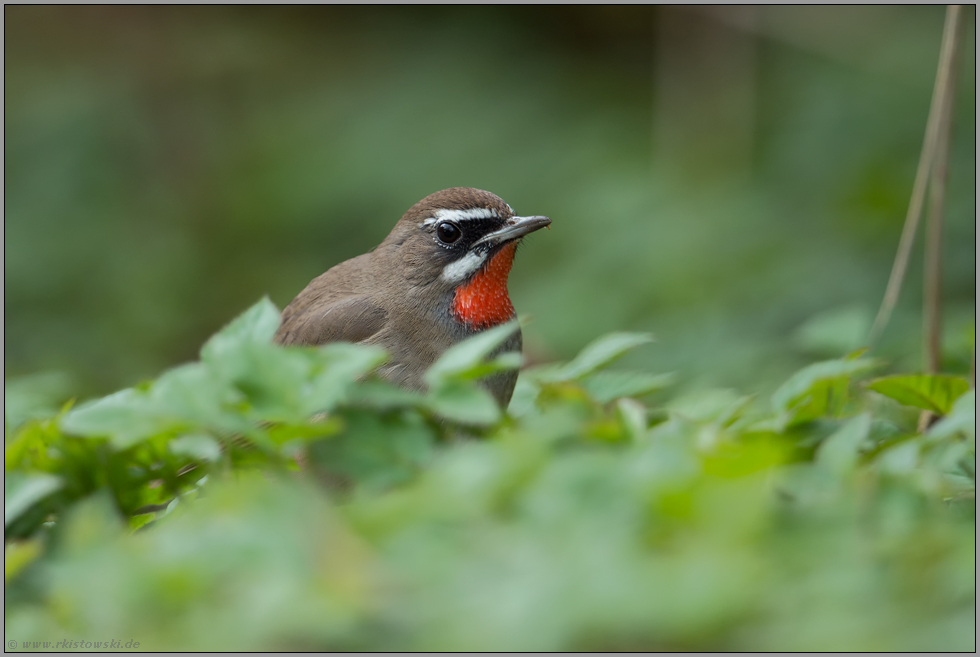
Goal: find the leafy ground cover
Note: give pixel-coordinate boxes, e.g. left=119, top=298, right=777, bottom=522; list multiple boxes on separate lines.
left=4, top=299, right=975, bottom=651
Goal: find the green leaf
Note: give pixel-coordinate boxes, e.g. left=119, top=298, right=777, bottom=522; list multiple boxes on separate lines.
left=425, top=380, right=501, bottom=426
left=816, top=413, right=872, bottom=475
left=771, top=357, right=880, bottom=427
left=424, top=320, right=520, bottom=387
left=453, top=352, right=523, bottom=382
left=151, top=363, right=247, bottom=431
left=4, top=472, right=63, bottom=528
left=63, top=364, right=252, bottom=448
left=62, top=388, right=176, bottom=448
left=265, top=418, right=343, bottom=445
left=581, top=371, right=675, bottom=404
left=4, top=371, right=73, bottom=431
left=667, top=388, right=749, bottom=424
left=927, top=390, right=976, bottom=440
left=308, top=410, right=435, bottom=490
left=5, top=539, right=43, bottom=583
left=865, top=374, right=970, bottom=415
left=616, top=398, right=648, bottom=442
left=200, top=296, right=282, bottom=362
left=302, top=343, right=389, bottom=415
left=537, top=332, right=654, bottom=382
left=169, top=434, right=222, bottom=462
left=345, top=379, right=428, bottom=411
left=505, top=376, right=541, bottom=418
left=793, top=306, right=871, bottom=357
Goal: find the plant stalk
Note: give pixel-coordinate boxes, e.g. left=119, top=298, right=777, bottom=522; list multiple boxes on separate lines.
left=917, top=5, right=961, bottom=433
left=869, top=5, right=963, bottom=348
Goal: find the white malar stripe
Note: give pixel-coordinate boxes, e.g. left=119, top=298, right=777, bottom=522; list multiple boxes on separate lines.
left=421, top=207, right=499, bottom=228
left=440, top=250, right=487, bottom=283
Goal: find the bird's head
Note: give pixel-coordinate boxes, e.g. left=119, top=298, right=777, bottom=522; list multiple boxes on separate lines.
left=381, top=187, right=550, bottom=329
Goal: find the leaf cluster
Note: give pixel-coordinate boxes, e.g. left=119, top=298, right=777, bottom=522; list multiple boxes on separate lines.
left=4, top=300, right=975, bottom=651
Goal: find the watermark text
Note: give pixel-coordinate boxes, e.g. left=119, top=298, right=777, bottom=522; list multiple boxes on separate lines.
left=7, top=639, right=140, bottom=650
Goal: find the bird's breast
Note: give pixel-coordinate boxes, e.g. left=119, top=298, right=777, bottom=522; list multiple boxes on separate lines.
left=451, top=242, right=517, bottom=329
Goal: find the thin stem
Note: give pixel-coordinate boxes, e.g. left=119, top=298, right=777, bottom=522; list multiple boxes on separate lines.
left=923, top=7, right=960, bottom=375
left=916, top=5, right=962, bottom=433
left=869, top=5, right=963, bottom=347
left=970, top=341, right=976, bottom=388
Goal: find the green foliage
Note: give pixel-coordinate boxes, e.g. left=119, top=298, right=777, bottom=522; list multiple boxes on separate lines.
left=866, top=373, right=971, bottom=415
left=4, top=300, right=976, bottom=651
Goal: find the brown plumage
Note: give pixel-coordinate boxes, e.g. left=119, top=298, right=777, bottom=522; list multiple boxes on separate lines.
left=274, top=188, right=550, bottom=408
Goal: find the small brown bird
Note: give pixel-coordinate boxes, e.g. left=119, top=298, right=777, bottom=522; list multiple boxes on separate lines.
left=274, top=187, right=550, bottom=408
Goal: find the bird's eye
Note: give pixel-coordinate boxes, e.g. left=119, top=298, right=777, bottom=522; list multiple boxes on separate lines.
left=436, top=222, right=462, bottom=244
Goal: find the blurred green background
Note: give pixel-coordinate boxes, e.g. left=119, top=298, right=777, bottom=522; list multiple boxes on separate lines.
left=4, top=5, right=976, bottom=398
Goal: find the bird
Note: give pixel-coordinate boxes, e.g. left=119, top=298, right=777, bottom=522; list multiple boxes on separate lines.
left=274, top=187, right=550, bottom=409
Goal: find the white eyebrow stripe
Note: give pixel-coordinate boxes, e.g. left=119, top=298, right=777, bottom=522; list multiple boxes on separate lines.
left=420, top=207, right=500, bottom=228
left=440, top=250, right=488, bottom=283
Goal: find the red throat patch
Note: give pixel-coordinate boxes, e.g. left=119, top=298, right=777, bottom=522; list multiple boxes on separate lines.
left=452, top=242, right=517, bottom=328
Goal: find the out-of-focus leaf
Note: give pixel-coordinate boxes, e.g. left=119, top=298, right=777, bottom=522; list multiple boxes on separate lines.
left=793, top=306, right=872, bottom=356
left=771, top=357, right=880, bottom=427
left=302, top=343, right=389, bottom=415
left=199, top=297, right=281, bottom=362
left=667, top=388, right=750, bottom=424
left=169, top=433, right=222, bottom=462
left=581, top=371, right=675, bottom=404
left=816, top=413, right=872, bottom=475
left=453, top=352, right=523, bottom=382
left=61, top=388, right=174, bottom=448
left=308, top=411, right=435, bottom=491
left=615, top=398, right=648, bottom=441
left=5, top=540, right=43, bottom=583
left=506, top=376, right=541, bottom=418
left=151, top=363, right=247, bottom=432
left=865, top=374, right=970, bottom=415
left=927, top=390, right=976, bottom=440
left=426, top=381, right=501, bottom=426
left=424, top=320, right=520, bottom=387
left=537, top=332, right=654, bottom=382
left=4, top=472, right=63, bottom=528
left=63, top=364, right=251, bottom=448
left=4, top=371, right=73, bottom=431
left=346, top=379, right=428, bottom=411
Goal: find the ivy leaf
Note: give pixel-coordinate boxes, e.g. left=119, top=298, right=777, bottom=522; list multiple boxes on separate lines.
left=865, top=374, right=970, bottom=416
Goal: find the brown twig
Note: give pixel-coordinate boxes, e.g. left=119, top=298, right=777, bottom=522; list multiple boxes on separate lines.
left=869, top=5, right=963, bottom=348
left=923, top=5, right=961, bottom=375
left=917, top=6, right=962, bottom=433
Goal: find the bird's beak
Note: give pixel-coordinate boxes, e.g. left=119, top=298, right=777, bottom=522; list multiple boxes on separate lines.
left=474, top=215, right=552, bottom=248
